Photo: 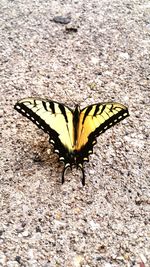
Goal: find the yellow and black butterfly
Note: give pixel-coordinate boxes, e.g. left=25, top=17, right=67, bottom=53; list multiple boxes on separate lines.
left=14, top=98, right=129, bottom=185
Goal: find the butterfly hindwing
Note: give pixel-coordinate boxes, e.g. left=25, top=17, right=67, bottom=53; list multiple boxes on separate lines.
left=14, top=98, right=74, bottom=163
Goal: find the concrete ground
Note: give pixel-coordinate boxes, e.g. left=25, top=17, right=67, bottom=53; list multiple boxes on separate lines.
left=0, top=0, right=149, bottom=266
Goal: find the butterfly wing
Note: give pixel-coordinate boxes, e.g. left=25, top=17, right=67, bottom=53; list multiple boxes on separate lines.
left=76, top=102, right=129, bottom=166
left=14, top=98, right=75, bottom=170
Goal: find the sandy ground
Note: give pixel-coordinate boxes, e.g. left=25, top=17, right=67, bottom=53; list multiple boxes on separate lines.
left=0, top=0, right=150, bottom=266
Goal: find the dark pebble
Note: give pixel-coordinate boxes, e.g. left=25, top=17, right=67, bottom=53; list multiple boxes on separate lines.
left=53, top=16, right=71, bottom=24
left=15, top=256, right=21, bottom=263
left=65, top=26, right=78, bottom=32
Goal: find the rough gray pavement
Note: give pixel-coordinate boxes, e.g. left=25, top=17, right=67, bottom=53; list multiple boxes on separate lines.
left=0, top=0, right=150, bottom=266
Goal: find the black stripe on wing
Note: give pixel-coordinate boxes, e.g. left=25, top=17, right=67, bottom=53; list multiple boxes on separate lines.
left=76, top=107, right=129, bottom=165
left=93, top=107, right=129, bottom=137
left=15, top=102, right=53, bottom=134
left=14, top=102, right=73, bottom=164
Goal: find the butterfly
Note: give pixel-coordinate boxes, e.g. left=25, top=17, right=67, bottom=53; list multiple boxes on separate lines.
left=14, top=98, right=129, bottom=185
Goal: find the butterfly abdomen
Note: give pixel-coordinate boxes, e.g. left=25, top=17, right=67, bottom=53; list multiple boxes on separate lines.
left=73, top=105, right=80, bottom=145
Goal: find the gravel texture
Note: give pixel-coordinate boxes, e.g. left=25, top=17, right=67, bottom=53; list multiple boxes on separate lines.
left=0, top=0, right=150, bottom=266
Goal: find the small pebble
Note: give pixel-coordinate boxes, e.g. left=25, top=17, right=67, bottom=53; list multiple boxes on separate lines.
left=22, top=230, right=29, bottom=237
left=65, top=25, right=78, bottom=32
left=73, top=255, right=84, bottom=267
left=0, top=252, right=6, bottom=265
left=53, top=16, right=71, bottom=24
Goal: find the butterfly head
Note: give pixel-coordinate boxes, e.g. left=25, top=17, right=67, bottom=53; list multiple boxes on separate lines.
left=73, top=105, right=80, bottom=126
left=74, top=104, right=80, bottom=114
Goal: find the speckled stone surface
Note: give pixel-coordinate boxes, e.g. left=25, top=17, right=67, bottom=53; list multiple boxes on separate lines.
left=0, top=0, right=150, bottom=266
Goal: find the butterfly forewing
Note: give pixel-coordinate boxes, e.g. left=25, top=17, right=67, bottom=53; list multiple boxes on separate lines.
left=76, top=102, right=129, bottom=151
left=14, top=98, right=74, bottom=153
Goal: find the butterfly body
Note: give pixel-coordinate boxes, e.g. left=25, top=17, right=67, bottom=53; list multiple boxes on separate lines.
left=14, top=98, right=129, bottom=185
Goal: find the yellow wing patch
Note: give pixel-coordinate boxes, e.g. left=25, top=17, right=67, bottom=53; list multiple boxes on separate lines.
left=15, top=98, right=74, bottom=152
left=76, top=103, right=128, bottom=150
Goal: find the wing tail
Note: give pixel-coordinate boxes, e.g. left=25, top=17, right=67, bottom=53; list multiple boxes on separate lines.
left=62, top=163, right=71, bottom=184
left=78, top=164, right=85, bottom=186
